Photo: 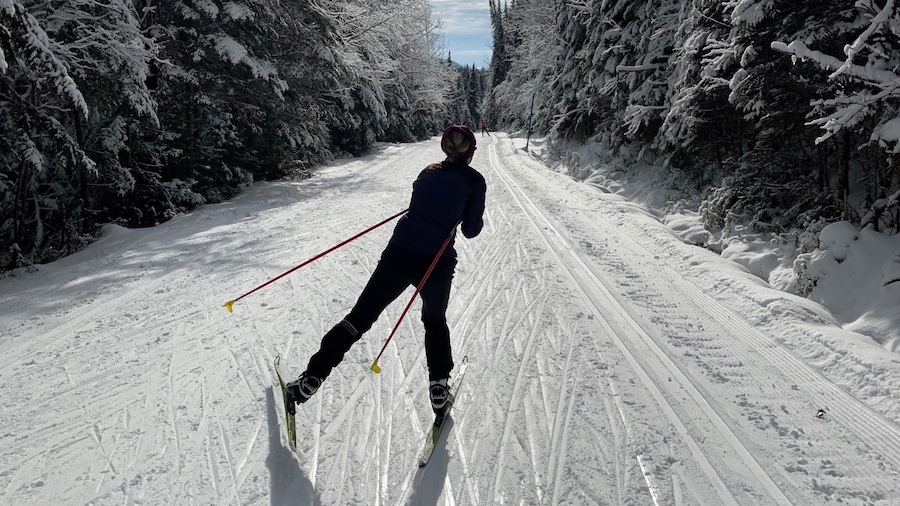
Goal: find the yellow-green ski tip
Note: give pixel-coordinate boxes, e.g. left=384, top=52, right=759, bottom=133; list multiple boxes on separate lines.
left=371, top=361, right=381, bottom=374
left=224, top=300, right=235, bottom=313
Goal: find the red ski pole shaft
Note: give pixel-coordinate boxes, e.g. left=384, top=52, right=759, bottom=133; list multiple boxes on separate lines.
left=370, top=225, right=457, bottom=373
left=225, top=208, right=408, bottom=312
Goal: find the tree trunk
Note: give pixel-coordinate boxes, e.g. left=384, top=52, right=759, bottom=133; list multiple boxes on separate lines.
left=189, top=82, right=196, bottom=176
left=13, top=160, right=28, bottom=254
left=74, top=110, right=91, bottom=234
left=839, top=130, right=851, bottom=220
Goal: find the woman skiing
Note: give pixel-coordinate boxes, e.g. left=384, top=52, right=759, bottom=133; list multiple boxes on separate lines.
left=286, top=125, right=486, bottom=413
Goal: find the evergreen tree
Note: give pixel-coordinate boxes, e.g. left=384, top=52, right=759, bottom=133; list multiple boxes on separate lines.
left=546, top=0, right=590, bottom=140
left=0, top=0, right=458, bottom=271
left=485, top=0, right=555, bottom=131
left=0, top=0, right=157, bottom=267
left=486, top=0, right=899, bottom=237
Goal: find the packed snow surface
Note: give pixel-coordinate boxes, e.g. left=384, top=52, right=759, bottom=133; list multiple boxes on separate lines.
left=1, top=134, right=899, bottom=505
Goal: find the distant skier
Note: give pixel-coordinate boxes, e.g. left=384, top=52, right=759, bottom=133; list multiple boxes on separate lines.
left=286, top=125, right=486, bottom=414
left=480, top=119, right=489, bottom=137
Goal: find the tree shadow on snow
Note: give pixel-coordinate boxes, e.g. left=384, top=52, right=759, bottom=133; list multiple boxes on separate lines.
left=266, top=387, right=321, bottom=506
left=404, top=417, right=455, bottom=506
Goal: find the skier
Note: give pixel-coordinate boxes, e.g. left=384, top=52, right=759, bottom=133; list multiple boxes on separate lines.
left=480, top=119, right=489, bottom=137
left=286, top=125, right=486, bottom=414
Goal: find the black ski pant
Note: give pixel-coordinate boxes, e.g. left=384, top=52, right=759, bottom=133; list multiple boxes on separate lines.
left=305, top=244, right=457, bottom=382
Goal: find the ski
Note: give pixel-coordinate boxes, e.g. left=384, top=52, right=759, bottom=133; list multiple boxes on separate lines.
left=418, top=357, right=469, bottom=467
left=274, top=355, right=297, bottom=452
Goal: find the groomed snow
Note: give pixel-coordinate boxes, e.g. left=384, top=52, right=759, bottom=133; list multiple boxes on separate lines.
left=1, top=134, right=899, bottom=505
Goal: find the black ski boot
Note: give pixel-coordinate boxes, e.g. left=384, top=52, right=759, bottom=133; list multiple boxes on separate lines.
left=286, top=372, right=322, bottom=405
left=429, top=378, right=450, bottom=414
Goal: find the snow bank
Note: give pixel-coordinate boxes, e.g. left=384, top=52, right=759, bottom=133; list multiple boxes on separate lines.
left=522, top=134, right=900, bottom=354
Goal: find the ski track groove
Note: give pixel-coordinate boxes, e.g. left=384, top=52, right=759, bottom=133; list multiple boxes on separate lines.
left=548, top=334, right=577, bottom=505
left=226, top=346, right=256, bottom=403
left=490, top=297, right=547, bottom=503
left=130, top=396, right=148, bottom=473
left=523, top=380, right=545, bottom=503
left=516, top=142, right=900, bottom=500
left=551, top=361, right=580, bottom=506
left=611, top=229, right=900, bottom=495
left=168, top=348, right=182, bottom=460
left=546, top=332, right=574, bottom=491
left=214, top=399, right=243, bottom=506
left=236, top=419, right=263, bottom=483
left=488, top=139, right=748, bottom=505
left=89, top=424, right=118, bottom=476
left=590, top=330, right=632, bottom=506
left=451, top=232, right=520, bottom=352
left=7, top=134, right=899, bottom=505
left=452, top=391, right=480, bottom=506
left=668, top=267, right=900, bottom=463
left=377, top=369, right=390, bottom=505
left=204, top=428, right=221, bottom=499
left=493, top=281, right=521, bottom=357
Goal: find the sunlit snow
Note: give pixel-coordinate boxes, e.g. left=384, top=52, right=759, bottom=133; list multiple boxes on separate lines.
left=1, top=134, right=898, bottom=505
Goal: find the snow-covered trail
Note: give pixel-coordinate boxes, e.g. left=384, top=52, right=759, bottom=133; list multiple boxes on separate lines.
left=1, top=135, right=899, bottom=505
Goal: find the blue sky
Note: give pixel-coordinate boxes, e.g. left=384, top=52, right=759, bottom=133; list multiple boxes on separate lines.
left=430, top=0, right=493, bottom=69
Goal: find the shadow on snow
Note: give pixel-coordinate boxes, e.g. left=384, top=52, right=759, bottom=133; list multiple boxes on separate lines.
left=405, top=416, right=455, bottom=506
left=266, top=387, right=320, bottom=506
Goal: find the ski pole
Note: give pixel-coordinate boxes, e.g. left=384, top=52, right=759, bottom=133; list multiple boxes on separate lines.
left=371, top=224, right=457, bottom=374
left=224, top=208, right=408, bottom=312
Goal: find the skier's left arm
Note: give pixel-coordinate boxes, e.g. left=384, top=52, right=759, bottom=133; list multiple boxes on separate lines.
left=461, top=173, right=486, bottom=238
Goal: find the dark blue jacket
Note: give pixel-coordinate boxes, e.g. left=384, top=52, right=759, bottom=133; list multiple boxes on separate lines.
left=388, top=160, right=486, bottom=258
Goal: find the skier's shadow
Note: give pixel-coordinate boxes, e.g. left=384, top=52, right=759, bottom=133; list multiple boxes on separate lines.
left=266, top=387, right=321, bottom=506
left=405, top=417, right=455, bottom=506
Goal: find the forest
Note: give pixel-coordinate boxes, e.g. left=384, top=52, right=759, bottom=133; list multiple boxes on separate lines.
left=2, top=0, right=899, bottom=272
left=484, top=0, right=900, bottom=252
left=0, top=0, right=487, bottom=271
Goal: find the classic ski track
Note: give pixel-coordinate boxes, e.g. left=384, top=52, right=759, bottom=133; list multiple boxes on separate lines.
left=4, top=268, right=196, bottom=367
left=458, top=160, right=577, bottom=504
left=9, top=136, right=895, bottom=505
left=666, top=264, right=900, bottom=459
left=603, top=229, right=900, bottom=495
left=488, top=140, right=766, bottom=504
left=0, top=147, right=411, bottom=503
left=508, top=139, right=900, bottom=500
left=548, top=334, right=576, bottom=505
left=490, top=295, right=547, bottom=502
left=487, top=142, right=640, bottom=504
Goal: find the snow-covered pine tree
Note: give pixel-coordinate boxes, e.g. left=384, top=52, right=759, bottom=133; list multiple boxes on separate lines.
left=545, top=0, right=591, bottom=140
left=1, top=1, right=84, bottom=268
left=773, top=0, right=900, bottom=232
left=484, top=0, right=898, bottom=238
left=616, top=0, right=690, bottom=150
left=0, top=0, right=464, bottom=271
left=0, top=0, right=157, bottom=267
left=382, top=0, right=455, bottom=141
left=706, top=0, right=863, bottom=233
left=146, top=0, right=293, bottom=208
left=483, top=0, right=515, bottom=126
left=313, top=0, right=452, bottom=155
left=487, top=0, right=555, bottom=132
